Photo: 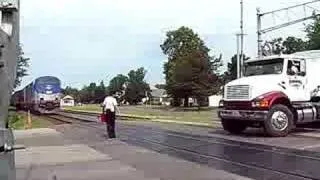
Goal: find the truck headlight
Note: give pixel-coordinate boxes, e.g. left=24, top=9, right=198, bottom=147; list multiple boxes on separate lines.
left=219, top=100, right=224, bottom=107
left=251, top=97, right=269, bottom=108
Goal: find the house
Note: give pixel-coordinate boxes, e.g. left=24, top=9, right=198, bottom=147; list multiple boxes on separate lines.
left=208, top=95, right=222, bottom=107
left=150, top=89, right=170, bottom=105
left=208, top=86, right=224, bottom=107
left=60, top=95, right=75, bottom=107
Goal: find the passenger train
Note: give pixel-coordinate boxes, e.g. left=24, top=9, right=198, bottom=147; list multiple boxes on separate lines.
left=12, top=76, right=62, bottom=114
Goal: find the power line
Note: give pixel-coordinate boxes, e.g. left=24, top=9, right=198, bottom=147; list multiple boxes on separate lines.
left=257, top=0, right=320, bottom=57
left=261, top=0, right=320, bottom=16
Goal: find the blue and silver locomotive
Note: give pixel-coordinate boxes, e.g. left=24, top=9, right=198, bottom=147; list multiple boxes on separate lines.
left=12, top=76, right=62, bottom=114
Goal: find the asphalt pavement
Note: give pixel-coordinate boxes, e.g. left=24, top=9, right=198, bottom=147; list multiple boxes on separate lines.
left=14, top=126, right=252, bottom=180
left=117, top=123, right=320, bottom=180
left=16, top=111, right=320, bottom=180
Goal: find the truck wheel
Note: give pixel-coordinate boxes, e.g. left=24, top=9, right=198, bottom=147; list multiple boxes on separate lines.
left=221, top=119, right=247, bottom=134
left=264, top=104, right=294, bottom=137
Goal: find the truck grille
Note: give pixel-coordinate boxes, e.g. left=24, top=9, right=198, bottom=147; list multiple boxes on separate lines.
left=226, top=85, right=250, bottom=100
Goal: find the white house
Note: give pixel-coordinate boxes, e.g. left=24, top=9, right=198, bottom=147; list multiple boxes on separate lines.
left=149, top=88, right=170, bottom=105
left=208, top=85, right=224, bottom=107
left=208, top=95, right=222, bottom=107
left=60, top=95, right=75, bottom=107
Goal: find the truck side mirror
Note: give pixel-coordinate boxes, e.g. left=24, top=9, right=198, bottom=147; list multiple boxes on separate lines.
left=299, top=72, right=306, bottom=76
left=287, top=69, right=295, bottom=76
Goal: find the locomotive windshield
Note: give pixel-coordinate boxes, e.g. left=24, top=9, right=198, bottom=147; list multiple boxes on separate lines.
left=244, top=58, right=284, bottom=77
left=36, top=76, right=60, bottom=85
left=34, top=76, right=61, bottom=94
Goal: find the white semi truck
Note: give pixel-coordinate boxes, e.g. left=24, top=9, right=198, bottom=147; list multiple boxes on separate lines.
left=218, top=50, right=320, bottom=137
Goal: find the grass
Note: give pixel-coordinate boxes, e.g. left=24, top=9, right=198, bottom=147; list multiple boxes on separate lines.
left=63, top=104, right=219, bottom=125
left=7, top=111, right=55, bottom=130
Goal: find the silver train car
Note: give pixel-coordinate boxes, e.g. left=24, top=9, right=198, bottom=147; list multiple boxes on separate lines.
left=12, top=76, right=62, bottom=114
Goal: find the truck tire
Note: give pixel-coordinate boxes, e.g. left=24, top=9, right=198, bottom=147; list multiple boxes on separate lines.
left=264, top=104, right=294, bottom=137
left=221, top=119, right=247, bottom=134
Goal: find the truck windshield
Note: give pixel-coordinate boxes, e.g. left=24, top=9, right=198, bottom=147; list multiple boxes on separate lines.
left=244, top=58, right=284, bottom=77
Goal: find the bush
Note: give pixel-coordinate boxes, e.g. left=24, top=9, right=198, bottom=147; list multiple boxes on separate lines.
left=7, top=113, right=24, bottom=129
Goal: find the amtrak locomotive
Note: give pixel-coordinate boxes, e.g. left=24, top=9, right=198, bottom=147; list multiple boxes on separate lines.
left=12, top=76, right=62, bottom=114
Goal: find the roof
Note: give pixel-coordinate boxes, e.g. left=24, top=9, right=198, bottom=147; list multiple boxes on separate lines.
left=246, top=54, right=297, bottom=63
left=246, top=51, right=320, bottom=63
left=0, top=0, right=18, bottom=9
left=292, top=50, right=320, bottom=59
left=150, top=89, right=166, bottom=97
left=62, top=95, right=74, bottom=100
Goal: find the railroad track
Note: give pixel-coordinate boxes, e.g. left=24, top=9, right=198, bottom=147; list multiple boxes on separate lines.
left=118, top=124, right=320, bottom=180
left=49, top=113, right=96, bottom=123
left=59, top=109, right=221, bottom=127
left=61, top=109, right=153, bottom=120
left=120, top=133, right=310, bottom=180
left=46, top=114, right=73, bottom=124
left=46, top=111, right=320, bottom=180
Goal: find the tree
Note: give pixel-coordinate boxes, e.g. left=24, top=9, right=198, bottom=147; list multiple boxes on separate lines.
left=95, top=81, right=106, bottom=103
left=64, top=81, right=105, bottom=104
left=161, top=26, right=222, bottom=107
left=87, top=83, right=97, bottom=103
left=262, top=15, right=320, bottom=55
left=62, top=86, right=80, bottom=102
left=77, top=83, right=97, bottom=104
left=79, top=86, right=90, bottom=103
left=108, top=74, right=128, bottom=95
left=124, top=67, right=150, bottom=105
left=263, top=37, right=306, bottom=55
left=65, top=69, right=150, bottom=105
left=264, top=38, right=284, bottom=55
left=305, top=15, right=320, bottom=50
left=14, top=44, right=30, bottom=88
left=224, top=54, right=250, bottom=82
left=282, top=36, right=307, bottom=54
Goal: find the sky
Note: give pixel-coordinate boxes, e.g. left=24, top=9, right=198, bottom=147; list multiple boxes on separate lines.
left=19, top=0, right=318, bottom=89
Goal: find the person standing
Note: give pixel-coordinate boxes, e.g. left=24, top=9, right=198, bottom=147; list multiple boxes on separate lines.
left=102, top=92, right=119, bottom=138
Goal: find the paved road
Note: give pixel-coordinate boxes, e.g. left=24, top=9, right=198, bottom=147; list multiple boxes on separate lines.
left=53, top=112, right=320, bottom=179
left=116, top=123, right=320, bottom=180
left=52, top=124, right=252, bottom=180
left=15, top=128, right=161, bottom=180
left=119, top=120, right=320, bottom=151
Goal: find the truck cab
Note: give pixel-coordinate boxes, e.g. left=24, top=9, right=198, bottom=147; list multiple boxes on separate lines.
left=218, top=51, right=320, bottom=137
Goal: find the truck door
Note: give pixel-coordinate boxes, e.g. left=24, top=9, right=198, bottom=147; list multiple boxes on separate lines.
left=286, top=59, right=309, bottom=102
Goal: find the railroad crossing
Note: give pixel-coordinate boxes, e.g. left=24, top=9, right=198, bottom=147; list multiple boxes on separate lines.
left=11, top=110, right=320, bottom=180
left=7, top=0, right=320, bottom=179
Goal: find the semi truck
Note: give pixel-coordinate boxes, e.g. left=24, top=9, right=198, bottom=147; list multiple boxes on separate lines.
left=218, top=50, right=320, bottom=137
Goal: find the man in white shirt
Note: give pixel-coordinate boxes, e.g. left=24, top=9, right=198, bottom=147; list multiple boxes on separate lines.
left=102, top=92, right=119, bottom=138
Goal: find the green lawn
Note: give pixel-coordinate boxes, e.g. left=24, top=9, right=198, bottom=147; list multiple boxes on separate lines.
left=8, top=111, right=55, bottom=130
left=63, top=104, right=219, bottom=125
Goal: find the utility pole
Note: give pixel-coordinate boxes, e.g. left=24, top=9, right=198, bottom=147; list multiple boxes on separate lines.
left=236, top=34, right=240, bottom=79
left=240, top=0, right=244, bottom=77
left=257, top=8, right=262, bottom=58
left=237, top=0, right=246, bottom=78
